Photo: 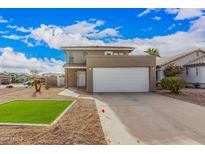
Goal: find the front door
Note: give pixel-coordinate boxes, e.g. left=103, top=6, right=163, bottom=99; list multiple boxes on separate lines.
left=77, top=71, right=86, bottom=87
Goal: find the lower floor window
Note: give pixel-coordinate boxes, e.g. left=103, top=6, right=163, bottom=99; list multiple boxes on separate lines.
left=196, top=67, right=199, bottom=76
left=186, top=67, right=189, bottom=76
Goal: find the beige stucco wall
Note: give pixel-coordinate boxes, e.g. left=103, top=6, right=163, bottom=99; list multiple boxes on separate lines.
left=86, top=55, right=156, bottom=92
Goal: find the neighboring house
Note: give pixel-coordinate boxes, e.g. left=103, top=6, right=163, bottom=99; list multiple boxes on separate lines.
left=42, top=73, right=65, bottom=87
left=61, top=46, right=156, bottom=92
left=156, top=49, right=205, bottom=88
left=183, top=55, right=205, bottom=88
left=0, top=73, right=11, bottom=85
left=16, top=74, right=29, bottom=83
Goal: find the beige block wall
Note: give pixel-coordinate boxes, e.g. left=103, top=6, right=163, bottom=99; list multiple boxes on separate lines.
left=86, top=55, right=156, bottom=92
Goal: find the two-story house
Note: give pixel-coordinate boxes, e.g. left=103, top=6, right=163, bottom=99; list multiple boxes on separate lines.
left=61, top=46, right=156, bottom=92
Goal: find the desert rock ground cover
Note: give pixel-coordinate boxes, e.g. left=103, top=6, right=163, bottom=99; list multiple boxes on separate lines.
left=0, top=87, right=106, bottom=144
left=156, top=88, right=205, bottom=107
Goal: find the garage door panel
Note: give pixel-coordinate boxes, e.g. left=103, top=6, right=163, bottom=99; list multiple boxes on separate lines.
left=93, top=68, right=149, bottom=92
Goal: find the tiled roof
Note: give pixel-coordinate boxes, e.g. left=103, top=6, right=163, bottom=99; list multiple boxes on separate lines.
left=156, top=49, right=205, bottom=66
left=185, top=55, right=205, bottom=66
left=0, top=74, right=10, bottom=78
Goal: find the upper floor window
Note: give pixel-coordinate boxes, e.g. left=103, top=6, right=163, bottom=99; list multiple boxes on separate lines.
left=113, top=52, right=125, bottom=56
left=105, top=51, right=113, bottom=56
left=69, top=51, right=74, bottom=63
left=196, top=51, right=199, bottom=56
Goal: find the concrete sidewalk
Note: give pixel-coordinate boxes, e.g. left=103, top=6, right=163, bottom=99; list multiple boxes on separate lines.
left=59, top=89, right=141, bottom=144
left=95, top=98, right=142, bottom=144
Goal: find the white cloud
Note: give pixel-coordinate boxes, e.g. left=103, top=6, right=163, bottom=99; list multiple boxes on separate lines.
left=29, top=24, right=105, bottom=49
left=175, top=8, right=205, bottom=20
left=3, top=20, right=120, bottom=49
left=168, top=24, right=176, bottom=30
left=137, top=9, right=156, bottom=17
left=164, top=8, right=205, bottom=20
left=152, top=16, right=161, bottom=21
left=7, top=25, right=32, bottom=32
left=62, top=20, right=104, bottom=36
left=165, top=8, right=179, bottom=14
left=2, top=34, right=23, bottom=40
left=2, top=34, right=33, bottom=47
left=87, top=28, right=119, bottom=38
left=2, top=16, right=205, bottom=58
left=112, top=16, right=205, bottom=57
left=139, top=9, right=205, bottom=20
left=0, top=16, right=8, bottom=23
left=0, top=47, right=64, bottom=73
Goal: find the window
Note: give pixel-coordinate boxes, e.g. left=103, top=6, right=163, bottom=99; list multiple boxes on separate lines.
left=196, top=51, right=199, bottom=56
left=69, top=51, right=74, bottom=63
left=112, top=52, right=125, bottom=56
left=105, top=51, right=113, bottom=56
left=186, top=67, right=189, bottom=76
left=196, top=67, right=199, bottom=76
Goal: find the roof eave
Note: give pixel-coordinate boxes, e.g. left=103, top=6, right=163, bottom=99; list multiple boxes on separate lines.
left=60, top=46, right=135, bottom=52
left=184, top=63, right=205, bottom=67
left=157, top=49, right=205, bottom=67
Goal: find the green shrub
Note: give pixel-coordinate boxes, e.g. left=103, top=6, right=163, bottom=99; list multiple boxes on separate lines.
left=163, top=65, right=183, bottom=77
left=160, top=77, right=185, bottom=94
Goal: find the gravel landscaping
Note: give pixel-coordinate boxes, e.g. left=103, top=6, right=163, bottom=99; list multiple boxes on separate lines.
left=156, top=88, right=205, bottom=107
left=0, top=87, right=106, bottom=145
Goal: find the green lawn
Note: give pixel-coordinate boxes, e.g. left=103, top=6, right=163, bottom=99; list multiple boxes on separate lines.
left=0, top=100, right=71, bottom=124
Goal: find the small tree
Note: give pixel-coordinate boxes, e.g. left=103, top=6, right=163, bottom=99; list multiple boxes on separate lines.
left=163, top=65, right=183, bottom=77
left=32, top=76, right=42, bottom=93
left=9, top=73, right=17, bottom=83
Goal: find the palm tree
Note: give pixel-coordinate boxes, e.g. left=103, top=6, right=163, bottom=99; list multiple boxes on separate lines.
left=144, top=48, right=161, bottom=57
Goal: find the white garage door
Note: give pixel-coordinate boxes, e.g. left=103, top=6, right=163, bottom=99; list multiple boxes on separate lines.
left=93, top=67, right=149, bottom=92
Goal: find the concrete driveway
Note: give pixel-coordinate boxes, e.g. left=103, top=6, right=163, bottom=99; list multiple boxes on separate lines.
left=94, top=93, right=205, bottom=144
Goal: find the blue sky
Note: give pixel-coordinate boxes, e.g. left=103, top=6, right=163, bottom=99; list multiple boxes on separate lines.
left=0, top=8, right=205, bottom=73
